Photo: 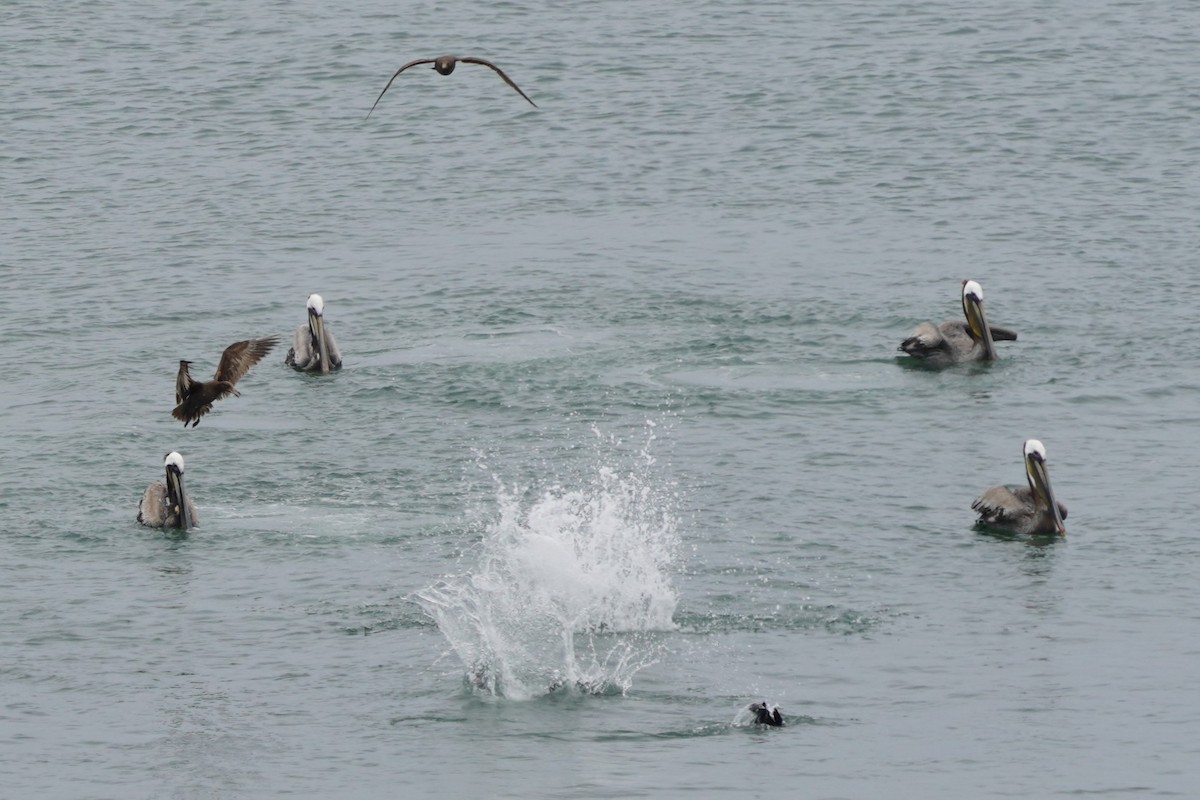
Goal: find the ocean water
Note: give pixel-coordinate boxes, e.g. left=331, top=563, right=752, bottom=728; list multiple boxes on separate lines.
left=3, top=0, right=1200, bottom=797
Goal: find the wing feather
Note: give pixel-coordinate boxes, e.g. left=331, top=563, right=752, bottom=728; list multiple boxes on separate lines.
left=366, top=58, right=436, bottom=117
left=138, top=482, right=166, bottom=527
left=971, top=484, right=1030, bottom=524
left=214, top=335, right=279, bottom=385
left=285, top=324, right=312, bottom=369
left=899, top=321, right=946, bottom=355
left=323, top=325, right=343, bottom=368
left=989, top=324, right=1019, bottom=342
left=460, top=56, right=538, bottom=107
left=175, top=361, right=194, bottom=405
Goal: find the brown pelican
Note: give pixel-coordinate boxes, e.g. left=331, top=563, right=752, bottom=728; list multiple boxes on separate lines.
left=749, top=701, right=784, bottom=727
left=899, top=280, right=1018, bottom=366
left=285, top=293, right=342, bottom=373
left=972, top=439, right=1068, bottom=536
left=172, top=335, right=279, bottom=427
left=137, top=451, right=198, bottom=530
left=366, top=54, right=538, bottom=117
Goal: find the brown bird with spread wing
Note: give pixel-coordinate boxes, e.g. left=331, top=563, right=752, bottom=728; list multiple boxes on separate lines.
left=367, top=55, right=538, bottom=118
left=172, top=336, right=279, bottom=427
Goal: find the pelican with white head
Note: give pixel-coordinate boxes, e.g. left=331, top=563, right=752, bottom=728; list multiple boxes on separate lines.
left=972, top=439, right=1067, bottom=536
left=138, top=451, right=199, bottom=531
left=286, top=293, right=343, bottom=374
left=899, top=279, right=1017, bottom=366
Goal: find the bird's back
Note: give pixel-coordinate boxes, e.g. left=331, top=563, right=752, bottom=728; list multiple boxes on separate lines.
left=138, top=481, right=167, bottom=527
left=900, top=320, right=975, bottom=364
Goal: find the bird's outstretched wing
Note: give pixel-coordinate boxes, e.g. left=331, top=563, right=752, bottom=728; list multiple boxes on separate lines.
left=175, top=361, right=194, bottom=405
left=460, top=56, right=538, bottom=107
left=214, top=336, right=279, bottom=385
left=366, top=59, right=436, bottom=118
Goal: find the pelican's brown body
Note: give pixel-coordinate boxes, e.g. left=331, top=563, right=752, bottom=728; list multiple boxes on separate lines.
left=973, top=485, right=1068, bottom=536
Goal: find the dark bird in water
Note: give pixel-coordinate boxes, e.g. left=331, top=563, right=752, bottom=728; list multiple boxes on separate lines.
left=367, top=54, right=538, bottom=117
left=137, top=451, right=198, bottom=530
left=972, top=439, right=1068, bottom=536
left=285, top=293, right=342, bottom=373
left=750, top=701, right=784, bottom=727
left=172, top=335, right=279, bottom=427
left=898, top=280, right=1018, bottom=366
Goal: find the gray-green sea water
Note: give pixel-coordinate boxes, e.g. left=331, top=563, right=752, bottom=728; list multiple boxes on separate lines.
left=4, top=0, right=1199, bottom=797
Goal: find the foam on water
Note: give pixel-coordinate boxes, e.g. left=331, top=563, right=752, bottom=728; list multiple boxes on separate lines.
left=418, top=431, right=680, bottom=700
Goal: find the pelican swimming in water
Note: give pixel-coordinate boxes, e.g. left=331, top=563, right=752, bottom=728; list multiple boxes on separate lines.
left=899, top=280, right=1018, bottom=366
left=137, top=451, right=198, bottom=530
left=172, top=335, right=279, bottom=427
left=972, top=439, right=1068, bottom=536
left=366, top=54, right=538, bottom=117
left=749, top=701, right=784, bottom=727
left=285, top=293, right=342, bottom=373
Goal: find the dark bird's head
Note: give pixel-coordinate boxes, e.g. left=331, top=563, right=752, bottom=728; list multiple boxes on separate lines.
left=163, top=451, right=194, bottom=531
left=1023, top=439, right=1065, bottom=535
left=306, top=293, right=332, bottom=374
left=433, top=55, right=458, bottom=75
left=960, top=279, right=997, bottom=360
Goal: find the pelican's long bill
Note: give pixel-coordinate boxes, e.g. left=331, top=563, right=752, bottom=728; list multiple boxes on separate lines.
left=164, top=451, right=194, bottom=531
left=1024, top=440, right=1065, bottom=535
left=961, top=280, right=997, bottom=360
left=307, top=296, right=331, bottom=374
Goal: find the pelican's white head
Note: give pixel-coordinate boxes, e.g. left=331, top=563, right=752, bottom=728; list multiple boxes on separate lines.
left=164, top=451, right=185, bottom=473
left=307, top=293, right=325, bottom=316
left=1023, top=439, right=1047, bottom=462
left=962, top=280, right=983, bottom=303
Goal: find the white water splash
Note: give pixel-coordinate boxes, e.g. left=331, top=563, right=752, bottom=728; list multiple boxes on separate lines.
left=418, top=440, right=680, bottom=700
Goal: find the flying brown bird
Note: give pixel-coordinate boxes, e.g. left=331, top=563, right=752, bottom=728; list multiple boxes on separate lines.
left=367, top=54, right=538, bottom=118
left=172, top=336, right=279, bottom=427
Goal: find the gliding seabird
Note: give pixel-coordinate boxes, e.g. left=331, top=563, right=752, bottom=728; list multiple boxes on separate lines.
left=137, top=451, right=198, bottom=530
left=172, top=335, right=279, bottom=427
left=285, top=293, right=342, bottom=373
left=899, top=280, right=1017, bottom=366
left=972, top=439, right=1068, bottom=536
left=367, top=55, right=538, bottom=117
